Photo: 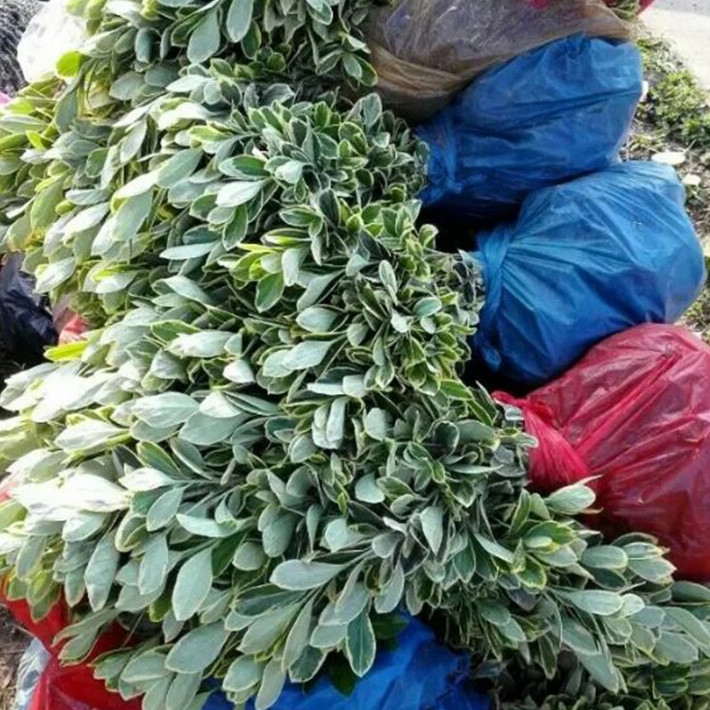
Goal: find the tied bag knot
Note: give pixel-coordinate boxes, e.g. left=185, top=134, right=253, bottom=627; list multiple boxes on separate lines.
left=494, top=392, right=590, bottom=491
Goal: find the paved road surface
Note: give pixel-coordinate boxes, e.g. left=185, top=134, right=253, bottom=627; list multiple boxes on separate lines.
left=644, top=0, right=710, bottom=92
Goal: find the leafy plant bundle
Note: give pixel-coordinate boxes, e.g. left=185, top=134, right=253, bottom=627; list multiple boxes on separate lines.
left=1, top=2, right=710, bottom=710
left=608, top=0, right=641, bottom=22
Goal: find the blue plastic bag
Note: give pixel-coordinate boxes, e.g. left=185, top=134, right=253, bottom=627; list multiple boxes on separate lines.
left=473, top=161, right=707, bottom=387
left=204, top=618, right=489, bottom=710
left=417, top=35, right=643, bottom=220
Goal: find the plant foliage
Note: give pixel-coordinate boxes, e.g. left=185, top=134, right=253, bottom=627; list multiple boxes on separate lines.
left=1, top=1, right=710, bottom=710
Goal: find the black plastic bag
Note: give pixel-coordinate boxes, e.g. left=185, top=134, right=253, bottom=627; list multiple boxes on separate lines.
left=0, top=253, right=57, bottom=366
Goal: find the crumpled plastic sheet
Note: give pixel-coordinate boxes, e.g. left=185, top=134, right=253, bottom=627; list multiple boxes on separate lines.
left=365, top=0, right=630, bottom=120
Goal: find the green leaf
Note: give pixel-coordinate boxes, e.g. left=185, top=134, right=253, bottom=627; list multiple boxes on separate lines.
left=354, top=474, right=384, bottom=504
left=84, top=530, right=119, bottom=611
left=296, top=307, right=337, bottom=334
left=224, top=360, right=255, bottom=384
left=166, top=673, right=202, bottom=710
left=271, top=560, right=344, bottom=590
left=35, top=258, right=76, bottom=293
left=180, top=413, right=241, bottom=446
left=115, top=171, right=158, bottom=199
left=226, top=0, right=254, bottom=42
left=582, top=546, right=629, bottom=571
left=580, top=649, right=621, bottom=693
left=256, top=273, right=285, bottom=312
left=655, top=631, right=699, bottom=665
left=169, top=332, right=232, bottom=358
left=665, top=607, right=710, bottom=649
left=545, top=483, right=596, bottom=515
left=56, top=421, right=126, bottom=451
left=239, top=606, right=298, bottom=654
left=133, top=393, right=199, bottom=428
left=255, top=658, right=286, bottom=710
left=157, top=149, right=202, bottom=188
left=188, top=10, right=222, bottom=64
left=363, top=409, right=388, bottom=441
left=113, top=192, right=153, bottom=243
left=173, top=548, right=213, bottom=621
left=283, top=599, right=314, bottom=669
left=121, top=467, right=174, bottom=492
left=146, top=488, right=184, bottom=531
left=561, top=616, right=598, bottom=656
left=224, top=656, right=264, bottom=693
left=217, top=180, right=265, bottom=208
left=138, top=534, right=169, bottom=594
left=345, top=610, right=376, bottom=677
left=282, top=341, right=333, bottom=371
left=56, top=51, right=83, bottom=78
left=374, top=564, right=404, bottom=614
left=161, top=242, right=216, bottom=260
left=177, top=514, right=235, bottom=539
left=561, top=590, right=625, bottom=617
left=420, top=506, right=444, bottom=554
left=165, top=622, right=228, bottom=674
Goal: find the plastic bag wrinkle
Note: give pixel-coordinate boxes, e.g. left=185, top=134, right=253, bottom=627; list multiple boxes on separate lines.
left=473, top=162, right=706, bottom=386
left=366, top=0, right=630, bottom=119
left=497, top=325, right=710, bottom=580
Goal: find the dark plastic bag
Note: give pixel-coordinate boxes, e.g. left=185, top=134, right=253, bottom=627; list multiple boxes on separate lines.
left=0, top=253, right=56, bottom=366
left=204, top=618, right=489, bottom=710
left=366, top=0, right=629, bottom=120
left=496, top=325, right=710, bottom=581
left=473, top=162, right=706, bottom=387
left=417, top=36, right=643, bottom=219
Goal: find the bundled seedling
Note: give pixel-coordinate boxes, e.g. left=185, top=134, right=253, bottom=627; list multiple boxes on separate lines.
left=1, top=2, right=710, bottom=710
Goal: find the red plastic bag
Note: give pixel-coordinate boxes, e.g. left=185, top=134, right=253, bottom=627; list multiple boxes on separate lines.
left=53, top=297, right=89, bottom=345
left=496, top=324, right=710, bottom=581
left=2, top=592, right=140, bottom=710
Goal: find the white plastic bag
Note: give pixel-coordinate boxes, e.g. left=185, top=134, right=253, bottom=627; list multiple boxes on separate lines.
left=13, top=639, right=49, bottom=710
left=17, top=0, right=87, bottom=84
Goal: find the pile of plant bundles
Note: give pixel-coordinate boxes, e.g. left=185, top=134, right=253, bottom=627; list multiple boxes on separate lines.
left=495, top=323, right=710, bottom=581
left=365, top=0, right=629, bottom=120
left=2, top=1, right=710, bottom=710
left=471, top=161, right=707, bottom=387
left=417, top=35, right=643, bottom=220
left=7, top=591, right=486, bottom=710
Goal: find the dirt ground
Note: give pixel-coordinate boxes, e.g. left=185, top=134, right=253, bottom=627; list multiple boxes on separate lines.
left=0, top=337, right=28, bottom=708
left=0, top=609, right=29, bottom=710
